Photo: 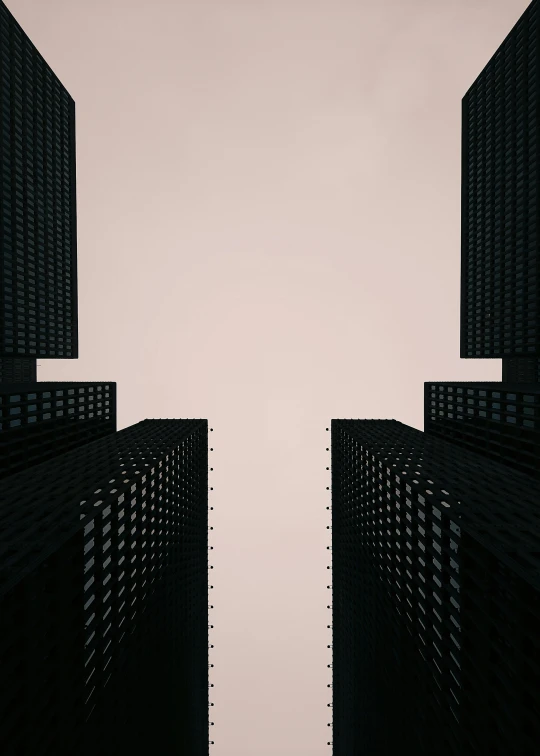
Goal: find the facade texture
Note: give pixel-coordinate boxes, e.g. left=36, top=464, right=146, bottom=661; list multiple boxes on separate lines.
left=0, top=356, right=36, bottom=381
left=0, top=0, right=78, bottom=362
left=0, top=381, right=116, bottom=480
left=331, top=418, right=540, bottom=756
left=502, top=355, right=540, bottom=381
left=0, top=419, right=209, bottom=756
left=424, top=381, right=540, bottom=480
left=461, top=0, right=540, bottom=361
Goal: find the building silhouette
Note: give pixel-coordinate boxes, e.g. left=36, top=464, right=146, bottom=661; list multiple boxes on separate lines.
left=0, top=4, right=211, bottom=755
left=461, top=0, right=539, bottom=375
left=331, top=419, right=540, bottom=755
left=0, top=419, right=209, bottom=755
left=0, top=0, right=78, bottom=380
left=331, top=1, right=540, bottom=754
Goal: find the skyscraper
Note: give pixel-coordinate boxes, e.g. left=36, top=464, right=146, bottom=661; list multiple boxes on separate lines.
left=0, top=5, right=210, bottom=756
left=331, top=1, right=540, bottom=753
left=0, top=0, right=78, bottom=378
left=461, top=0, right=539, bottom=377
left=330, top=419, right=540, bottom=755
left=0, top=419, right=209, bottom=755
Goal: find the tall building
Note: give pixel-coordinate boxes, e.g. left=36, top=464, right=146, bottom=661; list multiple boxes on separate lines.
left=0, top=0, right=78, bottom=374
left=0, top=381, right=117, bottom=479
left=331, top=419, right=540, bottom=755
left=331, top=1, right=540, bottom=753
left=0, top=6, right=211, bottom=756
left=0, top=419, right=209, bottom=756
left=461, top=0, right=540, bottom=373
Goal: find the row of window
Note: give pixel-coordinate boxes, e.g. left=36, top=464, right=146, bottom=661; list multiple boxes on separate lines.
left=467, top=164, right=538, bottom=179
left=472, top=78, right=539, bottom=99
left=1, top=411, right=104, bottom=429
left=3, top=340, right=74, bottom=348
left=468, top=159, right=539, bottom=175
left=2, top=229, right=72, bottom=240
left=0, top=92, right=70, bottom=116
left=0, top=387, right=111, bottom=401
left=3, top=287, right=73, bottom=297
left=3, top=300, right=74, bottom=309
left=467, top=211, right=537, bottom=221
left=5, top=325, right=73, bottom=335
left=0, top=96, right=69, bottom=120
left=468, top=96, right=538, bottom=116
left=4, top=347, right=74, bottom=355
left=428, top=386, right=537, bottom=400
left=465, top=291, right=535, bottom=300
left=1, top=131, right=70, bottom=149
left=4, top=400, right=108, bottom=415
left=467, top=277, right=536, bottom=286
left=462, top=342, right=537, bottom=349
left=464, top=347, right=536, bottom=353
left=431, top=397, right=535, bottom=412
left=430, top=410, right=535, bottom=428
left=468, top=90, right=538, bottom=109
left=1, top=152, right=71, bottom=166
left=4, top=279, right=74, bottom=289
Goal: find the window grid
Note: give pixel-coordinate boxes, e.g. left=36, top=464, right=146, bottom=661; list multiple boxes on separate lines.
left=331, top=419, right=540, bottom=755
left=0, top=1, right=77, bottom=360
left=424, top=381, right=540, bottom=481
left=0, top=381, right=117, bottom=479
left=0, top=419, right=209, bottom=754
left=461, top=1, right=540, bottom=359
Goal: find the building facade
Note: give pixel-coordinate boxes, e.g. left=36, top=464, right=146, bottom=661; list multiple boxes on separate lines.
left=0, top=0, right=78, bottom=365
left=424, top=381, right=540, bottom=480
left=0, top=381, right=116, bottom=479
left=0, top=419, right=209, bottom=756
left=331, top=418, right=540, bottom=756
left=461, top=0, right=540, bottom=364
left=502, top=356, right=540, bottom=382
left=0, top=356, right=36, bottom=382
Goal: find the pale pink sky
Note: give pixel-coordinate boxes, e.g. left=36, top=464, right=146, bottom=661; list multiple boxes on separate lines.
left=7, top=0, right=530, bottom=753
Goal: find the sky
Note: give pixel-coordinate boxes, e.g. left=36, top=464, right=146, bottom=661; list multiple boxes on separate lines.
left=5, top=0, right=531, bottom=753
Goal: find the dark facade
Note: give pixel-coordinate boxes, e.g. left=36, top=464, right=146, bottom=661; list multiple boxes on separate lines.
left=331, top=418, right=540, bottom=756
left=0, top=356, right=36, bottom=381
left=461, top=0, right=540, bottom=361
left=0, top=381, right=116, bottom=480
left=424, top=381, right=540, bottom=480
left=0, top=418, right=209, bottom=756
left=502, top=355, right=540, bottom=381
left=0, top=0, right=78, bottom=362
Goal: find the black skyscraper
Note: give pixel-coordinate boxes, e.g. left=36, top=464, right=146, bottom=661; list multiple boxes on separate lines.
left=0, top=5, right=211, bottom=756
left=430, top=0, right=540, bottom=472
left=331, top=1, right=540, bottom=754
left=0, top=0, right=78, bottom=381
left=461, top=0, right=539, bottom=379
left=331, top=419, right=540, bottom=756
left=0, top=419, right=209, bottom=756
